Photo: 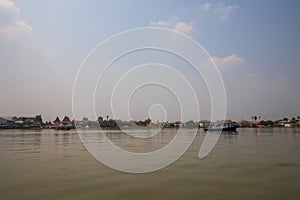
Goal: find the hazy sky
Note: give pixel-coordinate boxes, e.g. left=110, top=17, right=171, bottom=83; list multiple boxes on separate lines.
left=0, top=0, right=299, bottom=121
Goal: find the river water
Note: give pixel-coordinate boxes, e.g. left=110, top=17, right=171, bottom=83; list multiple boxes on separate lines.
left=0, top=128, right=299, bottom=200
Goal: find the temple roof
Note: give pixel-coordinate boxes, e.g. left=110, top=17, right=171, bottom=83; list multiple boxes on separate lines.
left=53, top=116, right=60, bottom=123
left=62, top=116, right=71, bottom=122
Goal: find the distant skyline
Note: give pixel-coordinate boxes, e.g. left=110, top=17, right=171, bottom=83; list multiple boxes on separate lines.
left=1, top=0, right=300, bottom=121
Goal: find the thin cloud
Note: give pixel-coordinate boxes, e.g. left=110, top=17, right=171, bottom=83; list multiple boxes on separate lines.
left=149, top=15, right=178, bottom=28
left=149, top=20, right=171, bottom=27
left=199, top=2, right=241, bottom=21
left=199, top=3, right=212, bottom=11
left=149, top=16, right=194, bottom=34
left=215, top=3, right=240, bottom=21
left=0, top=0, right=32, bottom=35
left=174, top=22, right=193, bottom=33
left=212, top=54, right=245, bottom=69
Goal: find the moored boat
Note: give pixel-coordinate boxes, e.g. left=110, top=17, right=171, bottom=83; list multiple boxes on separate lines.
left=204, top=121, right=238, bottom=132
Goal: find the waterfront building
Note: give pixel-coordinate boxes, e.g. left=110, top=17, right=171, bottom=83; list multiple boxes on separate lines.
left=53, top=117, right=61, bottom=126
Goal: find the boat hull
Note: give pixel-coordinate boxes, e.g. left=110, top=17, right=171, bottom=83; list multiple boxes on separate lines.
left=204, top=127, right=237, bottom=132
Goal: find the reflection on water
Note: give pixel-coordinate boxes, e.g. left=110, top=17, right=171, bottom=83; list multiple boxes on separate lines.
left=0, top=128, right=299, bottom=200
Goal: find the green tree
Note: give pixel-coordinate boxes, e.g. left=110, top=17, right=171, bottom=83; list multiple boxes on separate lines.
left=144, top=118, right=151, bottom=126
left=135, top=118, right=152, bottom=127
left=98, top=116, right=103, bottom=122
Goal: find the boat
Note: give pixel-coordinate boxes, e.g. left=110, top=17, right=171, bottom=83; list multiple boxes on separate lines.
left=204, top=121, right=238, bottom=132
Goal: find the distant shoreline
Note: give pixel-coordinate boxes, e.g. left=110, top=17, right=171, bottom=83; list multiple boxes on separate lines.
left=0, top=126, right=299, bottom=131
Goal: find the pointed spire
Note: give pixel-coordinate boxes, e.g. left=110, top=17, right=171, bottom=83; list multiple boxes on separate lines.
left=62, top=116, right=71, bottom=123
left=53, top=116, right=60, bottom=124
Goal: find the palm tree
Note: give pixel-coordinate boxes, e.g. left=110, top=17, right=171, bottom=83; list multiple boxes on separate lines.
left=254, top=116, right=257, bottom=121
left=106, top=115, right=109, bottom=121
left=98, top=116, right=103, bottom=122
left=251, top=116, right=257, bottom=122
